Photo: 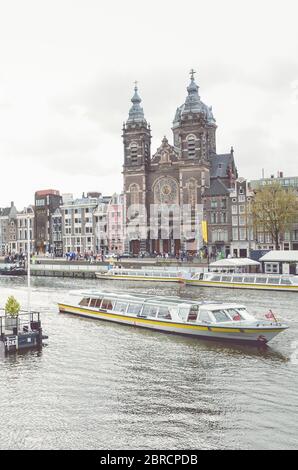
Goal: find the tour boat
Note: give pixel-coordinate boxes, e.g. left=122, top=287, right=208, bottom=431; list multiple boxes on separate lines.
left=184, top=272, right=298, bottom=291
left=58, top=290, right=288, bottom=344
left=95, top=268, right=183, bottom=283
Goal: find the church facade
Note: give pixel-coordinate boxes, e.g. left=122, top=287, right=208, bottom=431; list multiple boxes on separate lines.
left=122, top=72, right=238, bottom=256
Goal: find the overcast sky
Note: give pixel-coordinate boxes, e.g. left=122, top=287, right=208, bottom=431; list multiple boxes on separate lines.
left=0, top=0, right=298, bottom=209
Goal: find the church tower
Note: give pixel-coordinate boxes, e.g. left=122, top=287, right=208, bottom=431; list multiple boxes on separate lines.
left=122, top=83, right=151, bottom=254
left=122, top=83, right=151, bottom=168
left=172, top=70, right=217, bottom=161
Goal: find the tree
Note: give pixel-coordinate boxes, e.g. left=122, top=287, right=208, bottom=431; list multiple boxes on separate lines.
left=5, top=296, right=21, bottom=317
left=251, top=182, right=298, bottom=250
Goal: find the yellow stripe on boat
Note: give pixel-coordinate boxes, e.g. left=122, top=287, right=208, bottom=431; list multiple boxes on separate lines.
left=58, top=304, right=283, bottom=335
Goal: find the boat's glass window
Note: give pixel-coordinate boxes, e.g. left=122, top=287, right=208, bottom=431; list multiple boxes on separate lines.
left=281, top=278, right=291, bottom=285
left=101, top=299, right=113, bottom=310
left=211, top=275, right=221, bottom=281
left=142, top=305, right=158, bottom=318
left=95, top=298, right=102, bottom=308
left=224, top=308, right=244, bottom=320
left=221, top=276, right=231, bottom=282
left=198, top=311, right=211, bottom=323
left=128, top=303, right=142, bottom=315
left=256, top=277, right=265, bottom=284
left=268, top=278, right=280, bottom=285
left=187, top=306, right=198, bottom=322
left=90, top=298, right=97, bottom=308
left=79, top=297, right=90, bottom=307
left=178, top=307, right=190, bottom=321
left=114, top=301, right=128, bottom=313
left=232, top=276, right=243, bottom=283
left=244, top=277, right=253, bottom=283
left=212, top=310, right=232, bottom=322
left=157, top=307, right=171, bottom=320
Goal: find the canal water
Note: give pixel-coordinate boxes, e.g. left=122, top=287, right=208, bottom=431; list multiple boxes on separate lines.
left=0, top=276, right=297, bottom=450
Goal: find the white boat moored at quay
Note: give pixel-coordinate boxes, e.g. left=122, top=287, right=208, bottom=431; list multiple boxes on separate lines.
left=95, top=268, right=183, bottom=283
left=58, top=291, right=288, bottom=344
left=184, top=272, right=298, bottom=291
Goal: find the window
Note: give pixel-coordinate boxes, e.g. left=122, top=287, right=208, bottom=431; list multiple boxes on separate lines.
left=142, top=305, right=158, bottom=318
left=211, top=200, right=217, bottom=209
left=130, top=143, right=138, bottom=163
left=130, top=184, right=139, bottom=206
left=238, top=195, right=245, bottom=202
left=79, top=297, right=90, bottom=307
left=101, top=299, right=113, bottom=310
left=157, top=307, right=171, bottom=320
left=232, top=228, right=238, bottom=241
left=199, top=311, right=211, bottom=323
left=232, top=205, right=237, bottom=214
left=239, top=228, right=246, bottom=240
left=128, top=303, right=142, bottom=315
left=212, top=310, right=231, bottom=322
left=114, top=301, right=128, bottom=313
left=221, top=199, right=227, bottom=209
left=232, top=216, right=238, bottom=226
left=90, top=298, right=97, bottom=308
left=178, top=307, right=190, bottom=321
left=211, top=213, right=217, bottom=224
left=187, top=306, right=199, bottom=322
left=187, top=135, right=196, bottom=158
left=265, top=263, right=279, bottom=274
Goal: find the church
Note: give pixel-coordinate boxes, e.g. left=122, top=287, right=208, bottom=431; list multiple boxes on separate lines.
left=122, top=71, right=238, bottom=256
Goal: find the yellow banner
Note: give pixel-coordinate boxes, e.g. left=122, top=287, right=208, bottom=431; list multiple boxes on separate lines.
left=202, top=220, right=208, bottom=243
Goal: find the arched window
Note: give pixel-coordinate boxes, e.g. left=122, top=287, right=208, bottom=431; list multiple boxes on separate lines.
left=187, top=179, right=197, bottom=208
left=187, top=134, right=196, bottom=158
left=130, top=184, right=140, bottom=205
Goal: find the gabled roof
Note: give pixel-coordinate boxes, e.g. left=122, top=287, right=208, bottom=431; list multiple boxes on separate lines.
left=204, top=178, right=231, bottom=197
left=210, top=152, right=237, bottom=179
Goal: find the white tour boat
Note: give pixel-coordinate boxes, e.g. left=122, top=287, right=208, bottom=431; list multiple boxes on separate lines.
left=184, top=272, right=298, bottom=291
left=95, top=268, right=183, bottom=283
left=58, top=290, right=288, bottom=344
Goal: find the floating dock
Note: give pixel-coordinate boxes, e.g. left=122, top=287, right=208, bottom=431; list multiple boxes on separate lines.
left=0, top=310, right=48, bottom=355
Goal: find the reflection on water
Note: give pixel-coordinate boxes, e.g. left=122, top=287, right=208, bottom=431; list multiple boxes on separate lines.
left=0, top=276, right=297, bottom=450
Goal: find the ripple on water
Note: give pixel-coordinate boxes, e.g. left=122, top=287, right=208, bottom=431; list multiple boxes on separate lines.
left=0, top=277, right=298, bottom=450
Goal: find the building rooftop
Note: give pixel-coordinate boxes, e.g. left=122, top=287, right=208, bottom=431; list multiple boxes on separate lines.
left=260, top=250, right=298, bottom=262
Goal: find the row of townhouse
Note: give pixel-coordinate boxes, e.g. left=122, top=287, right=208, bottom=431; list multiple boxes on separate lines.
left=204, top=172, right=298, bottom=259
left=0, top=191, right=125, bottom=257
left=0, top=203, right=35, bottom=255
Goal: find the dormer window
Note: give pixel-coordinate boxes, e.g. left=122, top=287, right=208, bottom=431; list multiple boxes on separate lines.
left=187, top=135, right=196, bottom=158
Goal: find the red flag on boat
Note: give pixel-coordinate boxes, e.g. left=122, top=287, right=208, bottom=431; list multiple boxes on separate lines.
left=265, top=310, right=277, bottom=322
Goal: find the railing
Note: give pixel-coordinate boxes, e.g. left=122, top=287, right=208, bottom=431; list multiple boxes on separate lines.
left=30, top=264, right=107, bottom=272
left=0, top=310, right=41, bottom=337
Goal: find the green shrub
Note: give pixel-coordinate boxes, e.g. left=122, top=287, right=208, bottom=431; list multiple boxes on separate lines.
left=5, top=296, right=21, bottom=317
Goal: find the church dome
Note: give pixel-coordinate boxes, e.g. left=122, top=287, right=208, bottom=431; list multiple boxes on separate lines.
left=173, top=72, right=216, bottom=127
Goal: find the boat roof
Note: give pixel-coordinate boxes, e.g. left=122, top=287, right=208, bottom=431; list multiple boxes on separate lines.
left=75, top=290, right=246, bottom=309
